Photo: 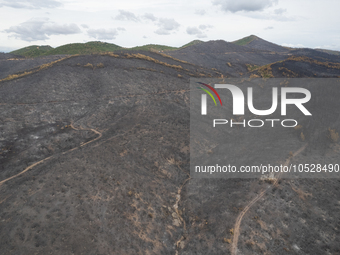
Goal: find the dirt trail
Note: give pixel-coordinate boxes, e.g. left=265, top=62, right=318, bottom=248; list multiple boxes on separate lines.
left=0, top=155, right=54, bottom=187
left=231, top=144, right=308, bottom=255
left=174, top=162, right=191, bottom=255
left=174, top=176, right=190, bottom=255
left=0, top=87, right=186, bottom=186
left=0, top=89, right=190, bottom=106
left=0, top=124, right=102, bottom=187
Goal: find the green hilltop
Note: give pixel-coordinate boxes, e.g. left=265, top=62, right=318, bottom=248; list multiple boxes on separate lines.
left=180, top=40, right=204, bottom=49
left=10, top=41, right=122, bottom=58
left=10, top=40, right=206, bottom=58
left=11, top=45, right=53, bottom=58
left=127, top=40, right=203, bottom=51
left=232, top=35, right=258, bottom=46
left=129, top=44, right=177, bottom=51
left=18, top=37, right=331, bottom=58
left=43, top=41, right=123, bottom=55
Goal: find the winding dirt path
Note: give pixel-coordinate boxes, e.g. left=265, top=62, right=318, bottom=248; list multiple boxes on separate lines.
left=231, top=144, right=308, bottom=255
left=0, top=89, right=190, bottom=106
left=0, top=124, right=102, bottom=187
left=0, top=87, right=187, bottom=187
left=174, top=176, right=191, bottom=255
left=174, top=163, right=191, bottom=255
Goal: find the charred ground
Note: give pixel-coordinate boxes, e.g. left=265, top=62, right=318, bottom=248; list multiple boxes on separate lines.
left=0, top=38, right=340, bottom=255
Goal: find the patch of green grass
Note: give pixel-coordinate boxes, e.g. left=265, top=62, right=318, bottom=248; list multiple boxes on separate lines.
left=10, top=45, right=53, bottom=58
left=180, top=40, right=204, bottom=49
left=45, top=41, right=122, bottom=55
left=10, top=39, right=204, bottom=57
left=128, top=40, right=204, bottom=52
left=129, top=44, right=177, bottom=52
left=246, top=64, right=260, bottom=72
left=232, top=35, right=258, bottom=46
left=10, top=41, right=122, bottom=57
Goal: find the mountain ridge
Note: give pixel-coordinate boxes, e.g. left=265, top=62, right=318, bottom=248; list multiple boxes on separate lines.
left=233, top=35, right=288, bottom=52
left=8, top=40, right=206, bottom=58
left=8, top=36, right=340, bottom=58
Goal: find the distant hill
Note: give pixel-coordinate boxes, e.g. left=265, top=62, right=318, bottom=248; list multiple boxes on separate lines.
left=10, top=36, right=339, bottom=61
left=180, top=40, right=204, bottom=49
left=129, top=44, right=177, bottom=52
left=232, top=35, right=257, bottom=46
left=289, top=48, right=340, bottom=63
left=9, top=36, right=288, bottom=58
left=44, top=41, right=123, bottom=55
left=315, top=48, right=340, bottom=56
left=10, top=45, right=53, bottom=58
left=233, top=35, right=288, bottom=53
left=166, top=39, right=288, bottom=76
left=10, top=42, right=123, bottom=57
left=175, top=39, right=252, bottom=54
left=127, top=40, right=204, bottom=52
left=10, top=40, right=206, bottom=58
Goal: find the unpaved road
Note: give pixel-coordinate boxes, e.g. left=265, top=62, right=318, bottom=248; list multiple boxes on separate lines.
left=231, top=144, right=308, bottom=255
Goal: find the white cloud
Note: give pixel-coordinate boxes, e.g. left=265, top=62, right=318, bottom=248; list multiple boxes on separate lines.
left=4, top=18, right=81, bottom=41
left=244, top=11, right=296, bottom=21
left=281, top=43, right=305, bottom=48
left=314, top=44, right=340, bottom=50
left=0, top=0, right=62, bottom=9
left=195, top=9, right=206, bottom=15
left=87, top=28, right=118, bottom=40
left=274, top=8, right=287, bottom=15
left=114, top=10, right=139, bottom=22
left=199, top=24, right=213, bottom=30
left=154, top=18, right=180, bottom=35
left=213, top=0, right=278, bottom=13
left=143, top=13, right=157, bottom=21
left=186, top=26, right=207, bottom=38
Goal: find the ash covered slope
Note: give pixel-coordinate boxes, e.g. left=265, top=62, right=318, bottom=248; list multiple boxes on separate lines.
left=0, top=51, right=339, bottom=255
left=0, top=55, right=68, bottom=80
left=238, top=35, right=289, bottom=53
left=248, top=54, right=340, bottom=78
left=0, top=54, right=190, bottom=254
left=166, top=39, right=289, bottom=77
left=0, top=53, right=233, bottom=254
left=166, top=36, right=340, bottom=78
left=0, top=52, right=17, bottom=60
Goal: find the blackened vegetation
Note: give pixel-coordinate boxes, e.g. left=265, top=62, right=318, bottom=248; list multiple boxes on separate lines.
left=0, top=38, right=340, bottom=255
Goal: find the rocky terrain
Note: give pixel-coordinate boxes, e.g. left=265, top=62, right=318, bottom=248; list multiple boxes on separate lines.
left=0, top=37, right=339, bottom=254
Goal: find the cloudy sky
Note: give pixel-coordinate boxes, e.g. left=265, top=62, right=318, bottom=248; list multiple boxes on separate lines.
left=1, top=0, right=340, bottom=52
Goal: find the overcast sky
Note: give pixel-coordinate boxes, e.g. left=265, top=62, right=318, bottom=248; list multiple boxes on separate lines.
left=1, top=0, right=340, bottom=52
